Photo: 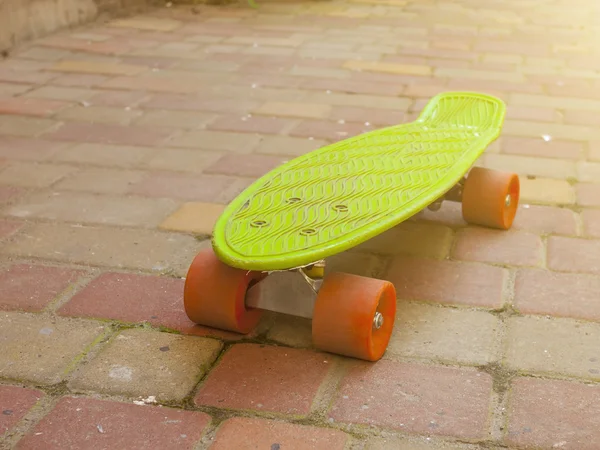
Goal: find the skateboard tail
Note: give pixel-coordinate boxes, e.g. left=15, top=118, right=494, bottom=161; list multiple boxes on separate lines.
left=417, top=91, right=506, bottom=135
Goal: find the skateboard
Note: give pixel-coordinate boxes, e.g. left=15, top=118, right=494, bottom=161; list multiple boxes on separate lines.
left=183, top=91, right=520, bottom=362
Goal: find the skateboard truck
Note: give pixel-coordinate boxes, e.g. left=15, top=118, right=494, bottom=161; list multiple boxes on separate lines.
left=244, top=260, right=387, bottom=334
left=244, top=261, right=385, bottom=331
left=244, top=261, right=325, bottom=319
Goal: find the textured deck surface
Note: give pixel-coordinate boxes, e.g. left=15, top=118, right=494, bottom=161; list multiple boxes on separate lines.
left=215, top=92, right=505, bottom=269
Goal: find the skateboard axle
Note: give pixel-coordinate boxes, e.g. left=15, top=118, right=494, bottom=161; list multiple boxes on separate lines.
left=373, top=312, right=384, bottom=330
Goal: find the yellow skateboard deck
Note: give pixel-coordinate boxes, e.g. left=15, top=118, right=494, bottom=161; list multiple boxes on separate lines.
left=212, top=91, right=506, bottom=271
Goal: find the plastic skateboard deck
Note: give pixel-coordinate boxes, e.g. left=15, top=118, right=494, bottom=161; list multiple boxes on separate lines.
left=212, top=91, right=506, bottom=271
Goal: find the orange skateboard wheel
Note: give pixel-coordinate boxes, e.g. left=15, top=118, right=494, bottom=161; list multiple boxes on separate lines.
left=461, top=167, right=519, bottom=230
left=312, top=272, right=396, bottom=361
left=183, top=248, right=265, bottom=334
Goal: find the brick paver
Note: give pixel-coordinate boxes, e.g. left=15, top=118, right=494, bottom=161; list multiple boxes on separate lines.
left=209, top=417, right=349, bottom=450
left=0, top=385, right=44, bottom=436
left=520, top=177, right=576, bottom=204
left=50, top=143, right=155, bottom=167
left=514, top=268, right=600, bottom=320
left=69, top=328, right=222, bottom=402
left=357, top=221, right=454, bottom=258
left=505, top=315, right=600, bottom=380
left=0, top=186, right=24, bottom=204
left=16, top=396, right=211, bottom=449
left=366, top=436, right=482, bottom=450
left=143, top=147, right=224, bottom=173
left=387, top=256, right=507, bottom=308
left=57, top=271, right=245, bottom=339
left=506, top=377, right=600, bottom=449
left=511, top=204, right=578, bottom=235
left=577, top=182, right=600, bottom=207
left=159, top=202, right=225, bottom=234
left=0, top=264, right=84, bottom=312
left=53, top=168, right=147, bottom=194
left=0, top=219, right=24, bottom=241
left=0, top=162, right=76, bottom=187
left=194, top=344, right=331, bottom=416
left=330, top=360, right=493, bottom=439
left=1, top=0, right=600, bottom=447
left=2, top=223, right=204, bottom=276
left=6, top=191, right=179, bottom=227
left=388, top=303, right=502, bottom=365
left=547, top=235, right=600, bottom=275
left=452, top=228, right=544, bottom=267
left=0, top=311, right=107, bottom=384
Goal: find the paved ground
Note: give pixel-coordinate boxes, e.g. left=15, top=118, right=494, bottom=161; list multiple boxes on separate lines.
left=1, top=0, right=600, bottom=448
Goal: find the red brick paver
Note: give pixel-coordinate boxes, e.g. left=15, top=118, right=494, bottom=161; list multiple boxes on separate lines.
left=330, top=360, right=493, bottom=440
left=387, top=256, right=507, bottom=309
left=0, top=220, right=23, bottom=240
left=0, top=385, right=44, bottom=435
left=577, top=183, right=600, bottom=207
left=506, top=377, right=600, bottom=450
left=16, top=396, right=211, bottom=449
left=0, top=136, right=66, bottom=161
left=59, top=272, right=185, bottom=323
left=195, top=344, right=331, bottom=415
left=452, top=228, right=544, bottom=267
left=0, top=264, right=84, bottom=312
left=0, top=186, right=24, bottom=204
left=582, top=209, right=600, bottom=238
left=0, top=98, right=70, bottom=117
left=511, top=204, right=578, bottom=236
left=547, top=236, right=600, bottom=275
left=128, top=172, right=243, bottom=203
left=209, top=417, right=349, bottom=450
left=501, top=137, right=582, bottom=159
left=0, top=0, right=599, bottom=446
left=58, top=272, right=242, bottom=338
left=45, top=122, right=175, bottom=147
left=514, top=268, right=600, bottom=320
left=204, top=153, right=286, bottom=178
